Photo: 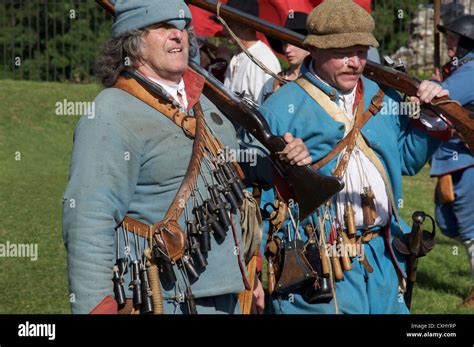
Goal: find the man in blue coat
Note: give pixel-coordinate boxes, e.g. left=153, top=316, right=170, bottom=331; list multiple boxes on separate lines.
left=431, top=15, right=474, bottom=308
left=259, top=0, right=449, bottom=313
left=62, top=0, right=310, bottom=314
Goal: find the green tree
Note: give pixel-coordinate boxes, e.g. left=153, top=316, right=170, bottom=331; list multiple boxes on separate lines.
left=0, top=1, right=112, bottom=83
left=372, top=0, right=429, bottom=57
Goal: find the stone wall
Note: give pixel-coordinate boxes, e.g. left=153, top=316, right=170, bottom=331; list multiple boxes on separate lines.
left=390, top=0, right=473, bottom=73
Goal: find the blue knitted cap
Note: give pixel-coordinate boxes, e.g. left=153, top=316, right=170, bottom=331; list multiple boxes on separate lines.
left=111, top=0, right=192, bottom=38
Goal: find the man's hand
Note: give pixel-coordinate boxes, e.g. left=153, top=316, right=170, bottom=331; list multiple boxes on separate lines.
left=251, top=278, right=265, bottom=314
left=279, top=133, right=312, bottom=166
left=431, top=68, right=443, bottom=82
left=410, top=80, right=449, bottom=104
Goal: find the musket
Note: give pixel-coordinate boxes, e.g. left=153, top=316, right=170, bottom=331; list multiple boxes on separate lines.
left=189, top=60, right=344, bottom=219
left=186, top=0, right=474, bottom=154
left=97, top=0, right=114, bottom=16
left=95, top=0, right=345, bottom=220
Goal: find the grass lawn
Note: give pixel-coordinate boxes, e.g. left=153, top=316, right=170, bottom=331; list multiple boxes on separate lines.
left=0, top=79, right=100, bottom=313
left=0, top=79, right=472, bottom=314
left=401, top=167, right=473, bottom=313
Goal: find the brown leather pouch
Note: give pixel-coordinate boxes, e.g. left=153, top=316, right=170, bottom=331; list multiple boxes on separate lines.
left=152, top=220, right=186, bottom=262
left=437, top=174, right=455, bottom=204
left=274, top=240, right=315, bottom=294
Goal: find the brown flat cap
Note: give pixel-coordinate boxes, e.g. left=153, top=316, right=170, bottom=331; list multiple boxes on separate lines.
left=303, top=0, right=379, bottom=49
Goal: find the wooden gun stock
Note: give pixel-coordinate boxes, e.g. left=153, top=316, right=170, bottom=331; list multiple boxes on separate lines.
left=363, top=62, right=474, bottom=153
left=187, top=0, right=474, bottom=153
left=189, top=61, right=344, bottom=220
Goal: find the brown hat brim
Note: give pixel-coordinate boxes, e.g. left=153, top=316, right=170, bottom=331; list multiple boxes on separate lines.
left=303, top=32, right=379, bottom=49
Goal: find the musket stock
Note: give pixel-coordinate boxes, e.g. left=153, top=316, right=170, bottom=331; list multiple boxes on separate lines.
left=189, top=61, right=344, bottom=220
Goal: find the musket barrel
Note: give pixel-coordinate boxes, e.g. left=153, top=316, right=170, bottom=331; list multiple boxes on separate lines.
left=187, top=0, right=474, bottom=152
left=96, top=0, right=114, bottom=16
left=187, top=0, right=305, bottom=47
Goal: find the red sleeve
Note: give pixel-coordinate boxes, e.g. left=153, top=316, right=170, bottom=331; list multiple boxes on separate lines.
left=89, top=295, right=118, bottom=314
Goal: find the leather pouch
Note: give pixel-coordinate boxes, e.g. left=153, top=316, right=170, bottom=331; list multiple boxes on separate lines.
left=274, top=239, right=315, bottom=293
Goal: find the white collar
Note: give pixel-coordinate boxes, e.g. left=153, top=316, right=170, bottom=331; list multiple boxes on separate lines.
left=148, top=76, right=188, bottom=109
left=338, top=86, right=357, bottom=121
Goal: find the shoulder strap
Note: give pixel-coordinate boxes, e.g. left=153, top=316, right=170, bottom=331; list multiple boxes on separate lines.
left=114, top=76, right=213, bottom=223
left=295, top=77, right=384, bottom=171
left=273, top=70, right=288, bottom=92
left=273, top=77, right=281, bottom=92
left=295, top=76, right=399, bottom=221
left=296, top=77, right=348, bottom=124
left=114, top=75, right=252, bottom=289
left=112, top=76, right=207, bottom=262
left=114, top=76, right=196, bottom=137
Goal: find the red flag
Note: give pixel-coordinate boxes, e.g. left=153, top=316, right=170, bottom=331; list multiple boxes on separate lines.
left=258, top=0, right=319, bottom=27
left=189, top=0, right=317, bottom=54
left=189, top=0, right=372, bottom=62
left=189, top=0, right=319, bottom=38
left=189, top=2, right=229, bottom=37
left=189, top=0, right=372, bottom=38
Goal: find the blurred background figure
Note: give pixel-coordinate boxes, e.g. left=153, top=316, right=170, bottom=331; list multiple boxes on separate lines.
left=219, top=0, right=281, bottom=105
left=430, top=14, right=474, bottom=309
left=264, top=12, right=310, bottom=99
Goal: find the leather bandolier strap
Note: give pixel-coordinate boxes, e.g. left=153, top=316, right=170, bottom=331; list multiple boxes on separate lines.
left=113, top=75, right=251, bottom=313
left=296, top=78, right=385, bottom=175
left=296, top=77, right=400, bottom=221
left=114, top=75, right=218, bottom=258
left=114, top=76, right=196, bottom=137
left=114, top=75, right=203, bottom=314
left=296, top=76, right=408, bottom=280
